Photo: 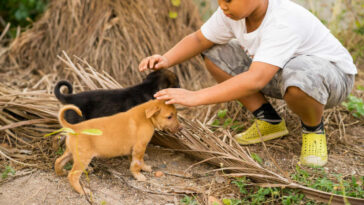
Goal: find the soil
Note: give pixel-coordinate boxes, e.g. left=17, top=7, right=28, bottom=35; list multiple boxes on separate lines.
left=1, top=124, right=362, bottom=205
left=0, top=145, right=229, bottom=205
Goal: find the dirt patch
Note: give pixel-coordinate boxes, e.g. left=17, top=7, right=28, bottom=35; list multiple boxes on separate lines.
left=0, top=144, right=232, bottom=205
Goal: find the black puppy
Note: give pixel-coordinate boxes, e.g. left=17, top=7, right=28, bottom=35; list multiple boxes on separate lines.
left=54, top=69, right=179, bottom=124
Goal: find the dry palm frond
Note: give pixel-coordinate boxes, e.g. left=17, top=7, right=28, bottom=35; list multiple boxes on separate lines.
left=2, top=52, right=362, bottom=204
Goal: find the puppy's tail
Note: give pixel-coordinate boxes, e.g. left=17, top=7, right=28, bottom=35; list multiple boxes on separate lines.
left=58, top=105, right=82, bottom=129
left=54, top=80, right=73, bottom=103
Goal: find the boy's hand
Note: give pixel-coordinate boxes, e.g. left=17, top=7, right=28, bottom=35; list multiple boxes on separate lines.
left=154, top=88, right=200, bottom=107
left=139, top=54, right=169, bottom=71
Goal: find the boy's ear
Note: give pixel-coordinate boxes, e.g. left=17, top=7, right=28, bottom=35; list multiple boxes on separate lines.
left=145, top=106, right=161, bottom=119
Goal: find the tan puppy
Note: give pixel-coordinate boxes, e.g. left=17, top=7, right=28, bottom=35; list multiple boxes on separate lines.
left=54, top=99, right=181, bottom=195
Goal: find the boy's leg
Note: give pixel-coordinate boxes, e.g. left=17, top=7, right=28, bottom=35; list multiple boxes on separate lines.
left=282, top=55, right=354, bottom=166
left=204, top=57, right=268, bottom=112
left=284, top=87, right=323, bottom=126
left=202, top=40, right=288, bottom=144
left=203, top=40, right=355, bottom=167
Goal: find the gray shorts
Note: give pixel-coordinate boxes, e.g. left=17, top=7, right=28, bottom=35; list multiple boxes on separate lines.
left=202, top=40, right=355, bottom=108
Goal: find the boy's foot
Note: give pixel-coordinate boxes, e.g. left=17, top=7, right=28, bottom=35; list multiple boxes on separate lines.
left=300, top=132, right=328, bottom=166
left=235, top=119, right=289, bottom=145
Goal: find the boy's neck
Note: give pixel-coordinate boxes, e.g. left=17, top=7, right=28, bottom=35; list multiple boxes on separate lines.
left=246, top=0, right=269, bottom=33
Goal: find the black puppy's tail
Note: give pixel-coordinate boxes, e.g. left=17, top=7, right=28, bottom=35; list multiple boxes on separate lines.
left=54, top=80, right=73, bottom=103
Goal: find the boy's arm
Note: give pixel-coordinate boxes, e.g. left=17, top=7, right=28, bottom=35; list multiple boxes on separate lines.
left=139, top=30, right=214, bottom=71
left=155, top=62, right=280, bottom=106
left=163, top=29, right=214, bottom=67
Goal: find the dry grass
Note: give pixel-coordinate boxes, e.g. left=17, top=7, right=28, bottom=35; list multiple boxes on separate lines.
left=1, top=52, right=363, bottom=203
left=0, top=0, right=363, bottom=204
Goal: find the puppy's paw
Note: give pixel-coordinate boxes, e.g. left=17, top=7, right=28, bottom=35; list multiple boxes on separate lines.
left=134, top=173, right=147, bottom=182
left=142, top=164, right=152, bottom=172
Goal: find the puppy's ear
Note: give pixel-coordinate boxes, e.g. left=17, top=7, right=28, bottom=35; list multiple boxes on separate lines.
left=145, top=106, right=161, bottom=119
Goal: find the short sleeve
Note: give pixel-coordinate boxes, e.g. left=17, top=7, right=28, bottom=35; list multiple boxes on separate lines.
left=253, top=24, right=302, bottom=68
left=200, top=7, right=235, bottom=44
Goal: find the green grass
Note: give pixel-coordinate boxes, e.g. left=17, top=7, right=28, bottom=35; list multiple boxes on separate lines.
left=210, top=108, right=245, bottom=133
left=1, top=165, right=16, bottom=179
left=180, top=195, right=199, bottom=205
left=223, top=177, right=318, bottom=205
left=219, top=165, right=363, bottom=205
left=222, top=177, right=308, bottom=205
left=342, top=94, right=364, bottom=118
left=292, top=165, right=364, bottom=198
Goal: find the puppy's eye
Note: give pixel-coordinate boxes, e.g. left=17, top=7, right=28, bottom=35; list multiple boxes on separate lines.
left=167, top=115, right=173, bottom=120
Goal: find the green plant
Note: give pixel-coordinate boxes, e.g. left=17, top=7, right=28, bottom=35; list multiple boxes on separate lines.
left=250, top=153, right=263, bottom=165
left=64, top=162, right=73, bottom=171
left=211, top=109, right=244, bottom=132
left=180, top=195, right=199, bottom=205
left=281, top=189, right=304, bottom=205
left=231, top=177, right=248, bottom=195
left=0, top=0, right=49, bottom=37
left=1, top=165, right=16, bottom=179
left=357, top=85, right=364, bottom=91
left=342, top=94, right=364, bottom=118
left=222, top=198, right=242, bottom=205
left=55, top=147, right=65, bottom=156
left=227, top=177, right=279, bottom=204
left=291, top=165, right=310, bottom=185
left=291, top=165, right=364, bottom=199
left=250, top=187, right=273, bottom=204
left=225, top=173, right=345, bottom=204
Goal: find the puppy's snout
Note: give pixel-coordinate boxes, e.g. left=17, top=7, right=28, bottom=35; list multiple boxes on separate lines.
left=171, top=124, right=183, bottom=133
left=177, top=124, right=183, bottom=131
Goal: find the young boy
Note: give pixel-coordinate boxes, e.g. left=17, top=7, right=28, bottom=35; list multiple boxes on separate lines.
left=138, top=0, right=356, bottom=166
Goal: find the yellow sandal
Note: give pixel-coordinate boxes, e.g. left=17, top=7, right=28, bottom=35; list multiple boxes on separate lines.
left=300, top=132, right=328, bottom=166
left=235, top=119, right=289, bottom=145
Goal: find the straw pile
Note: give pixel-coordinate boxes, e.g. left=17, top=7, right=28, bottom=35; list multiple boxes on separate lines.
left=0, top=0, right=363, bottom=204
left=1, top=0, right=213, bottom=89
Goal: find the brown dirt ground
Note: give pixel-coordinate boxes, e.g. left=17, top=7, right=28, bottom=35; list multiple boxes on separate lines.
left=0, top=144, right=233, bottom=205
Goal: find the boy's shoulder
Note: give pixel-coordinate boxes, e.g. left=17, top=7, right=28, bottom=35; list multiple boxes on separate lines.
left=264, top=0, right=324, bottom=33
left=269, top=0, right=317, bottom=23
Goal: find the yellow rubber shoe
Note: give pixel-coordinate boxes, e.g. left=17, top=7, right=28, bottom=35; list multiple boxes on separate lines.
left=235, top=119, right=289, bottom=145
left=300, top=132, right=328, bottom=167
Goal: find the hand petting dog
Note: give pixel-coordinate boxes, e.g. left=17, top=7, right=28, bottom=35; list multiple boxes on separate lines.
left=154, top=88, right=200, bottom=107
left=139, top=55, right=200, bottom=107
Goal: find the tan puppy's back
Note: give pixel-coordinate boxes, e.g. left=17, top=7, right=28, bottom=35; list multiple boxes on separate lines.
left=56, top=99, right=180, bottom=195
left=58, top=100, right=159, bottom=158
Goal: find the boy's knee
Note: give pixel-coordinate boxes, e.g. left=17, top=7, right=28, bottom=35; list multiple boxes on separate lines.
left=284, top=86, right=307, bottom=101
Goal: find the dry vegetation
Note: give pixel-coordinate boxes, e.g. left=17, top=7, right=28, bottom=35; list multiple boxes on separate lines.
left=0, top=0, right=363, bottom=204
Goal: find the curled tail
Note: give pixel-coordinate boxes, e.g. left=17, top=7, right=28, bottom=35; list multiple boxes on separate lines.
left=54, top=80, right=73, bottom=103
left=58, top=105, right=82, bottom=129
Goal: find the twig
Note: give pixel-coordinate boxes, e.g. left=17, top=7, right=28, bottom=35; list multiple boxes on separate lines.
left=0, top=150, right=37, bottom=167
left=107, top=168, right=179, bottom=196
left=0, top=23, right=10, bottom=41
left=80, top=180, right=94, bottom=205
left=0, top=168, right=37, bottom=185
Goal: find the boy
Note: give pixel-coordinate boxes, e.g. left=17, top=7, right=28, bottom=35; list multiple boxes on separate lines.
left=138, top=0, right=356, bottom=166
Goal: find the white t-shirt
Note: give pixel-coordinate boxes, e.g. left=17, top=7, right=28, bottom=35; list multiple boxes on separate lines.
left=201, top=0, right=357, bottom=74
